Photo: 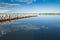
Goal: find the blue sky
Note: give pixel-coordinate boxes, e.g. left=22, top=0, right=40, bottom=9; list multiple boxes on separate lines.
left=0, top=0, right=60, bottom=13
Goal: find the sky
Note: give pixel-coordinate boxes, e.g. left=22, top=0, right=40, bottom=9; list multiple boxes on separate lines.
left=0, top=0, right=60, bottom=13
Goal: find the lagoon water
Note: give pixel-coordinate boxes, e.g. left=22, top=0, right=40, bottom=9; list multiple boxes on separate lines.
left=0, top=15, right=60, bottom=40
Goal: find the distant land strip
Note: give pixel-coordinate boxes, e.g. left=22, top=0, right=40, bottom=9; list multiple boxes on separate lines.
left=39, top=13, right=60, bottom=15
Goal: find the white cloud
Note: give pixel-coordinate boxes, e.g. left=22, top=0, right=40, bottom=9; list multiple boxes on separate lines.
left=9, top=4, right=20, bottom=6
left=19, top=0, right=36, bottom=4
left=0, top=3, right=21, bottom=8
left=0, top=7, right=5, bottom=8
left=0, top=0, right=36, bottom=8
left=0, top=10, right=9, bottom=13
left=56, top=0, right=60, bottom=2
left=10, top=0, right=36, bottom=4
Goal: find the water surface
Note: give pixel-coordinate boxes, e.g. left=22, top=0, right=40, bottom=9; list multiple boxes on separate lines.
left=0, top=15, right=60, bottom=40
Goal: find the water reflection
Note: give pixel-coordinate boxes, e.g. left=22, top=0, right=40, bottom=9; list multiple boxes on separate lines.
left=41, top=26, right=48, bottom=29
left=0, top=15, right=60, bottom=40
left=0, top=23, right=49, bottom=38
left=20, top=23, right=40, bottom=30
left=0, top=16, right=36, bottom=25
left=0, top=23, right=40, bottom=37
left=0, top=20, right=17, bottom=25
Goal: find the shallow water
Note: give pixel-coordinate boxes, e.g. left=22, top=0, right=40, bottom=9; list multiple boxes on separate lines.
left=0, top=15, right=60, bottom=40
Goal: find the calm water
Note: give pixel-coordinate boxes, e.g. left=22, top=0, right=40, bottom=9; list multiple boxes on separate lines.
left=0, top=15, right=60, bottom=40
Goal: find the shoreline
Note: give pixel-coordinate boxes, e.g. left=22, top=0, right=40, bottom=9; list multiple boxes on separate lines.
left=0, top=15, right=37, bottom=22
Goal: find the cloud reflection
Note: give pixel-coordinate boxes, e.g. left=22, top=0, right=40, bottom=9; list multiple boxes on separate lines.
left=40, top=26, right=48, bottom=29
left=56, top=24, right=60, bottom=27
left=0, top=23, right=40, bottom=37
left=20, top=23, right=40, bottom=31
